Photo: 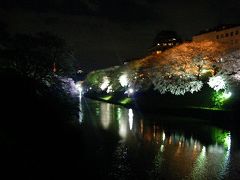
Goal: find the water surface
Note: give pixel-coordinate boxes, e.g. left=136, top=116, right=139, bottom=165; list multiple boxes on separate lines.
left=74, top=96, right=240, bottom=179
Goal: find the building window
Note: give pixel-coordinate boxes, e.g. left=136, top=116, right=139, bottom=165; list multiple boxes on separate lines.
left=221, top=34, right=224, bottom=38
left=235, top=30, right=239, bottom=35
left=231, top=32, right=234, bottom=36
left=216, top=35, right=219, bottom=39
left=225, top=33, right=229, bottom=37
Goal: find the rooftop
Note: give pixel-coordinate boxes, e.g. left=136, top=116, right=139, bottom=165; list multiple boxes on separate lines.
left=194, top=24, right=240, bottom=36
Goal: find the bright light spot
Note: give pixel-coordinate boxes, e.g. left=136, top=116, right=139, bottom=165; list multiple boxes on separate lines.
left=100, top=103, right=111, bottom=130
left=119, top=118, right=127, bottom=139
left=225, top=133, right=231, bottom=151
left=202, top=146, right=206, bottom=154
left=128, top=109, right=133, bottom=130
left=162, top=132, right=166, bottom=141
left=160, top=145, right=164, bottom=152
left=100, top=76, right=110, bottom=90
left=194, top=143, right=197, bottom=150
left=79, top=111, right=83, bottom=124
left=125, top=88, right=134, bottom=96
left=201, top=69, right=208, bottom=73
left=79, top=90, right=83, bottom=124
left=128, top=88, right=134, bottom=94
left=222, top=92, right=232, bottom=99
left=119, top=74, right=128, bottom=87
left=212, top=91, right=232, bottom=107
left=76, top=81, right=83, bottom=97
left=77, top=69, right=83, bottom=73
left=179, top=142, right=182, bottom=147
left=106, top=85, right=113, bottom=93
left=76, top=82, right=83, bottom=92
left=117, top=108, right=122, bottom=120
left=208, top=76, right=226, bottom=91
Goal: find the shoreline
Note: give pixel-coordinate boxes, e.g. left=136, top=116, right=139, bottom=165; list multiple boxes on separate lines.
left=83, top=94, right=237, bottom=125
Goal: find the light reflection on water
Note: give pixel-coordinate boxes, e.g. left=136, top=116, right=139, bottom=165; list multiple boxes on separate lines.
left=78, top=97, right=238, bottom=179
left=78, top=93, right=83, bottom=124
left=100, top=103, right=111, bottom=129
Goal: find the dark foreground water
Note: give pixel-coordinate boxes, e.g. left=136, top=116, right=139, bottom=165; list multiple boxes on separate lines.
left=2, top=94, right=240, bottom=180
left=72, top=96, right=240, bottom=180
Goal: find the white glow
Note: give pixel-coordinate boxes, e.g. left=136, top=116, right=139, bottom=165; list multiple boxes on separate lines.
left=100, top=103, right=111, bottom=129
left=100, top=76, right=110, bottom=90
left=233, top=73, right=240, bottom=80
left=119, top=118, right=128, bottom=139
left=162, top=132, right=166, bottom=141
left=119, top=74, right=128, bottom=87
left=79, top=92, right=83, bottom=124
left=76, top=81, right=83, bottom=98
left=223, top=91, right=232, bottom=99
left=202, top=146, right=206, bottom=154
left=226, top=133, right=231, bottom=151
left=128, top=109, right=133, bottom=130
left=160, top=145, right=164, bottom=152
left=128, top=88, right=134, bottom=94
left=76, top=82, right=83, bottom=92
left=208, top=76, right=226, bottom=91
left=106, top=85, right=113, bottom=93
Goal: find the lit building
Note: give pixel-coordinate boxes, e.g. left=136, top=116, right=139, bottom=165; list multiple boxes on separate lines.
left=192, top=24, right=240, bottom=50
left=149, top=30, right=182, bottom=54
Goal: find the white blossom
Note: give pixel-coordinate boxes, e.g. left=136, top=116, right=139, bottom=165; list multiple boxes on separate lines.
left=207, top=76, right=226, bottom=91
left=119, top=74, right=128, bottom=87
left=152, top=74, right=203, bottom=95
left=100, top=76, right=110, bottom=90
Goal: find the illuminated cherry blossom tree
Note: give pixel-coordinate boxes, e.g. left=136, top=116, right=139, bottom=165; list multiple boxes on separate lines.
left=146, top=41, right=226, bottom=95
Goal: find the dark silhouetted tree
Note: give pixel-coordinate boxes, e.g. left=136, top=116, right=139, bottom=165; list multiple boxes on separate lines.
left=0, top=32, right=76, bottom=81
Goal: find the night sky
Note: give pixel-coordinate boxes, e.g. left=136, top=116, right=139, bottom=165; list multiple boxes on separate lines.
left=1, top=0, right=240, bottom=71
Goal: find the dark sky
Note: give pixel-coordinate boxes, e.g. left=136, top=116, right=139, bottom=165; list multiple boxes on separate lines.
left=1, top=0, right=240, bottom=71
